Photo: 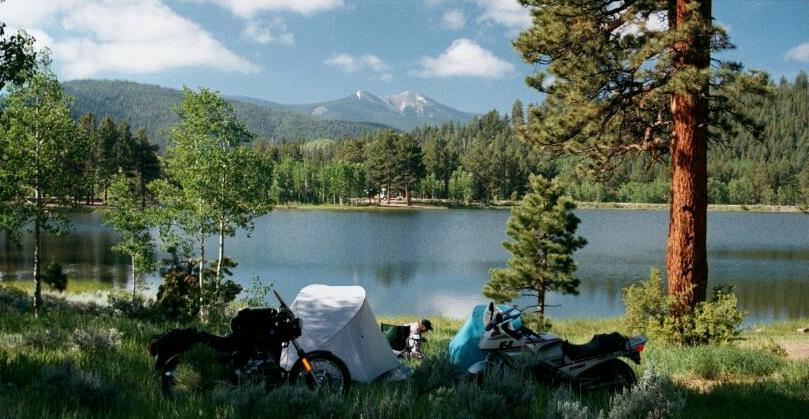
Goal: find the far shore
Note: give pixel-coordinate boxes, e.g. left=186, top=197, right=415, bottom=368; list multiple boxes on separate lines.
left=70, top=199, right=808, bottom=214
left=273, top=200, right=808, bottom=214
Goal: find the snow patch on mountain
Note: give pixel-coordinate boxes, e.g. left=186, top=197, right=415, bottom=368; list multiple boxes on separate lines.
left=384, top=91, right=435, bottom=117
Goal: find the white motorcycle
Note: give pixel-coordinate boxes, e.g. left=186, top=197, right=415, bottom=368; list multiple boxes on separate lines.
left=468, top=303, right=647, bottom=391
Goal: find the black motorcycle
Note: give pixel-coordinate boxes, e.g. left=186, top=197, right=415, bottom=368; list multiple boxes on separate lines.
left=148, top=290, right=351, bottom=394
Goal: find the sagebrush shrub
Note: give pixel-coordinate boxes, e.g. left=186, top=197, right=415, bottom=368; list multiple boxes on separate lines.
left=544, top=365, right=684, bottom=419
left=25, top=328, right=66, bottom=350
left=605, top=365, right=685, bottom=419
left=71, top=327, right=122, bottom=352
left=410, top=353, right=458, bottom=396
left=37, top=362, right=117, bottom=412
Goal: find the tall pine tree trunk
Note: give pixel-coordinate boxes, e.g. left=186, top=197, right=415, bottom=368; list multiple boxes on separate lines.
left=666, top=0, right=711, bottom=310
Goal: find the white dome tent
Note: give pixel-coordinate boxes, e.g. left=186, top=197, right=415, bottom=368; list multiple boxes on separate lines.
left=280, top=285, right=399, bottom=383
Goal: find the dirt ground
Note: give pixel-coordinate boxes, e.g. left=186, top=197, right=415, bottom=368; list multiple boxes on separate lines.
left=782, top=341, right=809, bottom=361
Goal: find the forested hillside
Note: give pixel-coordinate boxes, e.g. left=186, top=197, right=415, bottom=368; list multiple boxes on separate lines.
left=253, top=72, right=809, bottom=207
left=54, top=73, right=809, bottom=207
left=62, top=80, right=390, bottom=148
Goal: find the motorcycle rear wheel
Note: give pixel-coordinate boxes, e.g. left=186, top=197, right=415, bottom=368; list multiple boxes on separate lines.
left=575, top=359, right=636, bottom=392
left=289, top=351, right=351, bottom=394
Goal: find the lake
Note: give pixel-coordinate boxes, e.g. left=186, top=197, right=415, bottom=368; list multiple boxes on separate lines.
left=1, top=209, right=808, bottom=323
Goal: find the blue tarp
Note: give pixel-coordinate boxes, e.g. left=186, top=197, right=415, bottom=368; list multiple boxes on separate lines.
left=448, top=304, right=522, bottom=373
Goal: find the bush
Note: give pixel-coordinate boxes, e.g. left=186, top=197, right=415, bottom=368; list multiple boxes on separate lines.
left=36, top=362, right=117, bottom=412
left=605, top=365, right=685, bottom=419
left=71, top=327, right=122, bottom=352
left=107, top=293, right=154, bottom=319
left=546, top=388, right=593, bottom=419
left=156, top=257, right=243, bottom=321
left=410, top=353, right=459, bottom=396
left=42, top=261, right=68, bottom=292
left=623, top=268, right=744, bottom=345
left=0, top=285, right=30, bottom=314
left=24, top=328, right=67, bottom=350
left=545, top=365, right=684, bottom=419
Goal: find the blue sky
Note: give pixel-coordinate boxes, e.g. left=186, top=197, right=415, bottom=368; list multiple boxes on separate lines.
left=1, top=0, right=807, bottom=114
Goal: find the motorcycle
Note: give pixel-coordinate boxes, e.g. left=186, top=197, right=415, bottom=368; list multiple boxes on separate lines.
left=148, top=290, right=351, bottom=394
left=468, top=302, right=646, bottom=391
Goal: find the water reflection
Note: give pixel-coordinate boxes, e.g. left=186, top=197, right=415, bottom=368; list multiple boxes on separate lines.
left=0, top=209, right=808, bottom=323
left=0, top=212, right=128, bottom=286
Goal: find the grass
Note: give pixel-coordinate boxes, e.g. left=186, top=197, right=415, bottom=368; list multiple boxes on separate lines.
left=1, top=278, right=115, bottom=293
left=1, top=287, right=807, bottom=418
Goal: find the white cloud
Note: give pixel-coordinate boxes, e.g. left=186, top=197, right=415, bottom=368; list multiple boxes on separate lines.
left=0, top=0, right=259, bottom=78
left=476, top=0, right=531, bottom=30
left=441, top=9, right=466, bottom=30
left=615, top=10, right=668, bottom=37
left=243, top=17, right=294, bottom=45
left=325, top=53, right=393, bottom=82
left=786, top=42, right=809, bottom=63
left=416, top=38, right=515, bottom=79
left=202, top=0, right=344, bottom=18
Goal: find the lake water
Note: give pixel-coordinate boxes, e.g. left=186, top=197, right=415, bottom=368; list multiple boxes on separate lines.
left=1, top=209, right=808, bottom=323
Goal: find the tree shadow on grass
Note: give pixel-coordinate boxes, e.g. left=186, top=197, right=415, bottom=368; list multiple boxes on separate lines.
left=683, top=380, right=809, bottom=419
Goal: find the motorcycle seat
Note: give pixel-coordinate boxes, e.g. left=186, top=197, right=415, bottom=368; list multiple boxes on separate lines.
left=562, top=332, right=627, bottom=361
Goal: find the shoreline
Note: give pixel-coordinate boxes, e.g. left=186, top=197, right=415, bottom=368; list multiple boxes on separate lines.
left=63, top=200, right=808, bottom=214
left=273, top=200, right=808, bottom=214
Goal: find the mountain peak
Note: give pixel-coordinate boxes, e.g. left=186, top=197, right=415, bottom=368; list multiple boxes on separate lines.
left=384, top=91, right=433, bottom=116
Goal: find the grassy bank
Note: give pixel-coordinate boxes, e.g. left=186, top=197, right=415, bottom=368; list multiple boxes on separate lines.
left=1, top=288, right=807, bottom=418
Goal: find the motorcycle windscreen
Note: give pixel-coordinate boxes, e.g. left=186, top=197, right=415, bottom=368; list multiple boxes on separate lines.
left=448, top=304, right=522, bottom=373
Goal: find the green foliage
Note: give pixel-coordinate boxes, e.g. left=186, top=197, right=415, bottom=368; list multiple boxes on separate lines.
left=0, top=24, right=36, bottom=90
left=105, top=175, right=156, bottom=298
left=151, top=88, right=270, bottom=316
left=485, top=175, right=586, bottom=321
left=448, top=167, right=474, bottom=204
left=623, top=269, right=745, bottom=345
left=155, top=262, right=200, bottom=320
left=240, top=276, right=273, bottom=307
left=155, top=258, right=243, bottom=321
left=42, top=261, right=68, bottom=292
left=0, top=56, right=83, bottom=312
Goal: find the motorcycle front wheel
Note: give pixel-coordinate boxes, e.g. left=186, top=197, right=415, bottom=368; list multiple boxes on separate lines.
left=289, top=351, right=351, bottom=394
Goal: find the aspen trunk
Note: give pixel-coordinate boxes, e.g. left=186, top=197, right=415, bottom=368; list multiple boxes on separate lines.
left=199, top=233, right=205, bottom=316
left=216, top=218, right=225, bottom=295
left=131, top=255, right=137, bottom=300
left=33, top=203, right=42, bottom=317
left=666, top=0, right=711, bottom=309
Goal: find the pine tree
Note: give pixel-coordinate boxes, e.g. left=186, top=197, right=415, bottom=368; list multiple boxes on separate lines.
left=514, top=0, right=768, bottom=310
left=134, top=128, right=160, bottom=209
left=97, top=116, right=118, bottom=202
left=394, top=134, right=426, bottom=206
left=366, top=130, right=398, bottom=204
left=484, top=175, right=586, bottom=324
